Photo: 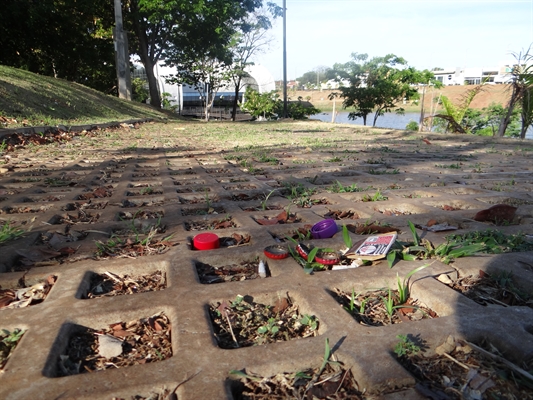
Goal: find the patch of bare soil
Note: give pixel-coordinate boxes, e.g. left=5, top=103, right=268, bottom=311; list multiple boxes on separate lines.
left=333, top=288, right=438, bottom=326
left=230, top=355, right=364, bottom=399
left=346, top=222, right=400, bottom=235
left=184, top=216, right=236, bottom=231
left=323, top=209, right=360, bottom=220
left=209, top=294, right=319, bottom=349
left=397, top=335, right=533, bottom=399
left=57, top=312, right=172, bottom=376
left=195, top=260, right=266, bottom=284
left=254, top=210, right=302, bottom=225
left=84, top=270, right=166, bottom=298
left=439, top=270, right=532, bottom=308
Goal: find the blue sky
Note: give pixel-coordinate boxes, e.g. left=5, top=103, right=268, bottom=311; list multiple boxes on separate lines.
left=256, top=0, right=533, bottom=80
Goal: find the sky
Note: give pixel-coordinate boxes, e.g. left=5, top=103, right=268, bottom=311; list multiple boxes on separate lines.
left=254, top=0, right=533, bottom=81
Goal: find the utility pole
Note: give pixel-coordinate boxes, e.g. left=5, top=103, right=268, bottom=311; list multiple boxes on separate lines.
left=113, top=0, right=132, bottom=100
left=282, top=0, right=287, bottom=118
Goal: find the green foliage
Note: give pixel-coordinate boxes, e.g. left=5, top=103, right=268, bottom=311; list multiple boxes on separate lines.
left=0, top=221, right=26, bottom=245
left=362, top=190, right=388, bottom=202
left=405, top=121, right=419, bottom=131
left=394, top=334, right=420, bottom=357
left=131, top=78, right=150, bottom=103
left=242, top=89, right=280, bottom=119
left=0, top=328, right=25, bottom=369
left=434, top=83, right=485, bottom=133
left=0, top=0, right=116, bottom=92
left=332, top=53, right=433, bottom=126
left=327, top=181, right=368, bottom=193
left=242, top=89, right=320, bottom=120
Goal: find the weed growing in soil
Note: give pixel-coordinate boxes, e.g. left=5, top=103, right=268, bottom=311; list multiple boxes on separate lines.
left=0, top=221, right=26, bottom=245
left=327, top=180, right=369, bottom=193
left=229, top=338, right=364, bottom=399
left=368, top=168, right=399, bottom=175
left=0, top=329, right=25, bottom=370
left=362, top=190, right=388, bottom=202
left=209, top=294, right=319, bottom=348
left=394, top=334, right=420, bottom=357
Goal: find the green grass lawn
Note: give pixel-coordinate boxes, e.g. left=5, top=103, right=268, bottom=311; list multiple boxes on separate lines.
left=0, top=65, right=170, bottom=128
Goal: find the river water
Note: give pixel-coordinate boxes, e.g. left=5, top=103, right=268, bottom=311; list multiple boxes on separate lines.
left=312, top=111, right=533, bottom=140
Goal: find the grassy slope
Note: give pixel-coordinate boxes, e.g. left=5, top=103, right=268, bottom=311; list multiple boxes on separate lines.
left=0, top=65, right=170, bottom=128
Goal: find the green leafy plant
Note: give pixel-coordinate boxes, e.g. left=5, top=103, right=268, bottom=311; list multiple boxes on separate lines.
left=257, top=317, right=279, bottom=335
left=396, top=264, right=430, bottom=304
left=261, top=189, right=277, bottom=211
left=0, top=221, right=26, bottom=245
left=342, top=224, right=353, bottom=249
left=394, top=334, right=420, bottom=357
left=299, top=314, right=318, bottom=331
left=327, top=181, right=368, bottom=193
left=368, top=168, right=399, bottom=175
left=362, top=190, right=388, bottom=202
left=1, top=328, right=25, bottom=369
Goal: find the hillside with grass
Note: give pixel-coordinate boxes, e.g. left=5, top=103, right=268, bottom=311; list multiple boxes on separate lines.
left=0, top=65, right=170, bottom=128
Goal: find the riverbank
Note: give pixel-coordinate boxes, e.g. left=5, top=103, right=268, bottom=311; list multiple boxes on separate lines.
left=290, top=85, right=511, bottom=113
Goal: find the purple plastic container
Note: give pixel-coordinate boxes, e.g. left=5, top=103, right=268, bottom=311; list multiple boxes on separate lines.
left=311, top=219, right=338, bottom=239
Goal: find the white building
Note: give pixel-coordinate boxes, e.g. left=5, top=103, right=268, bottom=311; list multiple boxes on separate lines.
left=432, top=62, right=514, bottom=86
left=134, top=62, right=276, bottom=111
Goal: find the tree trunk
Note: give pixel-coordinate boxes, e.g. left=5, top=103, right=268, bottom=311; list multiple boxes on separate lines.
left=144, top=59, right=161, bottom=109
left=497, top=86, right=520, bottom=137
left=231, top=76, right=242, bottom=122
left=130, top=2, right=161, bottom=108
left=418, top=86, right=426, bottom=132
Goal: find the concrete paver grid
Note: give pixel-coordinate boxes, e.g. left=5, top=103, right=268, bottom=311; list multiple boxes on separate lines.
left=0, top=124, right=532, bottom=399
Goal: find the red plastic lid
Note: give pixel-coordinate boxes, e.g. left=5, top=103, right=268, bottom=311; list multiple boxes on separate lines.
left=193, top=233, right=220, bottom=250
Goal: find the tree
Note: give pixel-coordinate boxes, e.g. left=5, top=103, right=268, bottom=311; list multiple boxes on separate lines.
left=0, top=0, right=116, bottom=92
left=497, top=46, right=533, bottom=138
left=332, top=53, right=420, bottom=126
left=242, top=88, right=320, bottom=120
left=296, top=67, right=334, bottom=89
left=415, top=69, right=443, bottom=131
left=168, top=55, right=232, bottom=121
left=433, top=83, right=485, bottom=133
left=227, top=3, right=281, bottom=121
left=126, top=0, right=263, bottom=108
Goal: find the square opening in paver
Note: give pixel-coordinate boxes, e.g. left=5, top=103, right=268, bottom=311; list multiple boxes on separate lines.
left=0, top=275, right=56, bottom=309
left=195, top=258, right=269, bottom=284
left=77, top=185, right=114, bottom=200
left=4, top=204, right=52, bottom=214
left=175, top=186, right=210, bottom=193
left=331, top=287, right=438, bottom=326
left=394, top=334, right=533, bottom=398
left=189, top=232, right=251, bottom=250
left=436, top=270, right=533, bottom=308
left=178, top=194, right=219, bottom=205
left=209, top=293, right=319, bottom=349
left=228, top=351, right=363, bottom=398
left=118, top=209, right=164, bottom=220
left=53, top=312, right=172, bottom=377
left=253, top=210, right=302, bottom=225
left=49, top=210, right=101, bottom=224
left=126, top=187, right=164, bottom=196
left=80, top=270, right=166, bottom=299
left=185, top=215, right=237, bottom=231
left=181, top=206, right=226, bottom=216
left=0, top=328, right=25, bottom=371
left=122, top=197, right=164, bottom=208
